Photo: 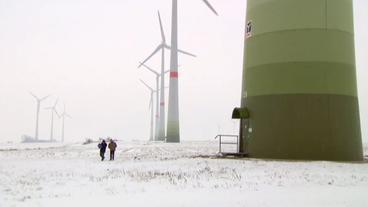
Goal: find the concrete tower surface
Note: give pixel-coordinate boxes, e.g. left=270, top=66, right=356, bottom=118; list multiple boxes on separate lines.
left=237, top=0, right=363, bottom=161
left=167, top=0, right=180, bottom=143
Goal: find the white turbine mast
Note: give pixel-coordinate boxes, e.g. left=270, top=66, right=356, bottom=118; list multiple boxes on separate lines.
left=29, top=92, right=50, bottom=141
left=166, top=0, right=218, bottom=143
left=60, top=103, right=71, bottom=143
left=45, top=98, right=60, bottom=142
left=140, top=79, right=157, bottom=141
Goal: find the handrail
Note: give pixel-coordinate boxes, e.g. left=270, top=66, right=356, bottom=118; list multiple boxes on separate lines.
left=214, top=134, right=239, bottom=154
left=214, top=134, right=238, bottom=139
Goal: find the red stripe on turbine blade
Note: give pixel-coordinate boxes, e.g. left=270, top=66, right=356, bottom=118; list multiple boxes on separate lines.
left=160, top=102, right=165, bottom=106
left=170, top=71, right=178, bottom=78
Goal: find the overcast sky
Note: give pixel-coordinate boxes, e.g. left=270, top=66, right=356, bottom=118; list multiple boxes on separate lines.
left=0, top=0, right=367, bottom=143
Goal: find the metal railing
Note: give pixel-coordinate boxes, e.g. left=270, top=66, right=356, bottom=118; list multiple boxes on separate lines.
left=214, top=134, right=239, bottom=154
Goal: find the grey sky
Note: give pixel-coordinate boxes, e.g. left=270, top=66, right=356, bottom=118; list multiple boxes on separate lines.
left=0, top=0, right=367, bottom=143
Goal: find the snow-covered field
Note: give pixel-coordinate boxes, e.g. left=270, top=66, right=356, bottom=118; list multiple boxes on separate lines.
left=0, top=141, right=368, bottom=207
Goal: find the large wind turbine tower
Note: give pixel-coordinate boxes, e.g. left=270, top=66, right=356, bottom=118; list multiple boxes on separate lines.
left=234, top=0, right=363, bottom=161
left=166, top=0, right=218, bottom=143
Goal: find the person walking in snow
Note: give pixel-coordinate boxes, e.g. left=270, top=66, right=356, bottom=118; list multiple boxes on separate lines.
left=108, top=139, right=117, bottom=161
left=98, top=139, right=107, bottom=161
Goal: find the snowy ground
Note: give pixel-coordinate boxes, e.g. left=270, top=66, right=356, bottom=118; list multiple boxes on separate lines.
left=0, top=141, right=368, bottom=207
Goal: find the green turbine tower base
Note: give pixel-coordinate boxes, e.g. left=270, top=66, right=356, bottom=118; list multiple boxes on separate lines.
left=239, top=0, right=363, bottom=161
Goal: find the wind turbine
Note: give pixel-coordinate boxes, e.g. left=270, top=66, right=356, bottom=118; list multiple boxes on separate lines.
left=60, top=104, right=71, bottom=143
left=45, top=99, right=60, bottom=142
left=29, top=92, right=50, bottom=141
left=138, top=11, right=196, bottom=68
left=140, top=63, right=160, bottom=140
left=166, top=0, right=218, bottom=143
left=140, top=80, right=157, bottom=141
left=138, top=10, right=196, bottom=142
left=139, top=63, right=170, bottom=141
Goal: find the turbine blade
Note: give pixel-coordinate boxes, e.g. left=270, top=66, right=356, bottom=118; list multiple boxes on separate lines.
left=157, top=11, right=166, bottom=43
left=140, top=79, right=154, bottom=91
left=53, top=98, right=59, bottom=107
left=29, top=91, right=38, bottom=100
left=164, top=45, right=196, bottom=57
left=138, top=45, right=162, bottom=68
left=140, top=62, right=159, bottom=75
left=158, top=87, right=168, bottom=92
left=177, top=48, right=196, bottom=57
left=202, top=0, right=218, bottom=16
left=159, top=70, right=170, bottom=77
left=54, top=109, right=61, bottom=118
left=40, top=95, right=50, bottom=101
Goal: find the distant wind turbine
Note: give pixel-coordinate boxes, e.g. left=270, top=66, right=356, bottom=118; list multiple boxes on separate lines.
left=138, top=10, right=196, bottom=141
left=166, top=0, right=218, bottom=143
left=139, top=62, right=170, bottom=141
left=60, top=104, right=71, bottom=143
left=45, top=98, right=60, bottom=142
left=29, top=92, right=50, bottom=141
left=140, top=80, right=157, bottom=141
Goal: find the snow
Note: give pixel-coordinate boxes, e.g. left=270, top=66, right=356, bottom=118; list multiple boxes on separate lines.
left=0, top=141, right=368, bottom=207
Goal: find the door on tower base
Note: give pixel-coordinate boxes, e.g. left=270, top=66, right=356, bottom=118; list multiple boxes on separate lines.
left=232, top=107, right=250, bottom=154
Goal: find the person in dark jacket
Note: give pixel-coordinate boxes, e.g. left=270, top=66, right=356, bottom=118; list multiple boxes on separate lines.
left=98, top=140, right=107, bottom=161
left=108, top=140, right=117, bottom=161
